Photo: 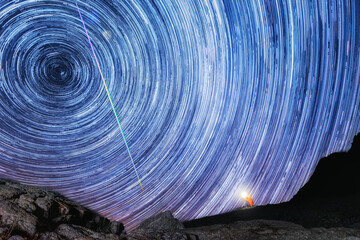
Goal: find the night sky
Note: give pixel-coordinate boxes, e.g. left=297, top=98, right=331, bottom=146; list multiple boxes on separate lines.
left=0, top=0, right=360, bottom=230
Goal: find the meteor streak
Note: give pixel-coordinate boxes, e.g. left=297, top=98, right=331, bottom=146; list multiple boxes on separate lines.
left=75, top=1, right=143, bottom=191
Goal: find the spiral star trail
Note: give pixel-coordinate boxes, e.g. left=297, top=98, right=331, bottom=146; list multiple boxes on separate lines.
left=0, top=0, right=359, bottom=230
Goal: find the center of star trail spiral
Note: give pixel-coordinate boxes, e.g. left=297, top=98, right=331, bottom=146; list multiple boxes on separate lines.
left=0, top=0, right=359, bottom=230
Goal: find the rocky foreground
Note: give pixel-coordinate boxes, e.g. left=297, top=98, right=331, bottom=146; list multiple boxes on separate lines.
left=0, top=178, right=124, bottom=240
left=1, top=179, right=360, bottom=240
left=128, top=211, right=360, bottom=240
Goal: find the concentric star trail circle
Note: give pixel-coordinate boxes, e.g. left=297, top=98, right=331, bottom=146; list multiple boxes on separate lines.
left=0, top=0, right=359, bottom=230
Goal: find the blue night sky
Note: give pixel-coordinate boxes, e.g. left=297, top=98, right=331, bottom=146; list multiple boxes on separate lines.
left=0, top=0, right=359, bottom=229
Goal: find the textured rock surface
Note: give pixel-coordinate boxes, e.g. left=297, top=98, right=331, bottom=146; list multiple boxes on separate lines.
left=137, top=211, right=184, bottom=231
left=0, top=178, right=124, bottom=239
left=128, top=211, right=188, bottom=240
left=185, top=220, right=360, bottom=240
left=127, top=214, right=360, bottom=240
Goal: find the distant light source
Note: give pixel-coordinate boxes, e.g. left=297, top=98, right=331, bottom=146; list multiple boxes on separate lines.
left=241, top=191, right=248, bottom=199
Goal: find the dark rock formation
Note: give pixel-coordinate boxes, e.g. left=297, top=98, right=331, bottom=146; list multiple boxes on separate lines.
left=128, top=211, right=189, bottom=240
left=185, top=220, right=360, bottom=240
left=291, top=133, right=360, bottom=200
left=0, top=178, right=125, bottom=240
left=127, top=211, right=360, bottom=240
left=185, top=133, right=360, bottom=230
left=137, top=211, right=184, bottom=231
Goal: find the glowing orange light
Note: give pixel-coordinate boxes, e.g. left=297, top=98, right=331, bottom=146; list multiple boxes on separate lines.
left=241, top=191, right=253, bottom=207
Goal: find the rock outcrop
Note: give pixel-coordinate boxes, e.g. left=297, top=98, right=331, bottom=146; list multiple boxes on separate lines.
left=127, top=211, right=360, bottom=240
left=128, top=211, right=190, bottom=240
left=185, top=220, right=360, bottom=240
left=0, top=178, right=125, bottom=240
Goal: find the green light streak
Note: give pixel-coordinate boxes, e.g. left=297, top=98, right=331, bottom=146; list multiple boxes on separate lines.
left=76, top=1, right=143, bottom=191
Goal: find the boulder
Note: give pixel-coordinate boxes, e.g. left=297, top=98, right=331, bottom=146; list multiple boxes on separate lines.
left=128, top=211, right=187, bottom=240
left=110, top=221, right=124, bottom=234
left=137, top=211, right=184, bottom=231
left=0, top=200, right=38, bottom=236
left=56, top=224, right=122, bottom=240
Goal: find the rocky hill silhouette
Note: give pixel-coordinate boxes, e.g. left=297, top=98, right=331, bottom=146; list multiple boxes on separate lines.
left=185, top=133, right=360, bottom=229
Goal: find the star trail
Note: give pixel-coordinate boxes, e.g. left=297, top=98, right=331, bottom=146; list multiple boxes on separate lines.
left=0, top=0, right=359, bottom=230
